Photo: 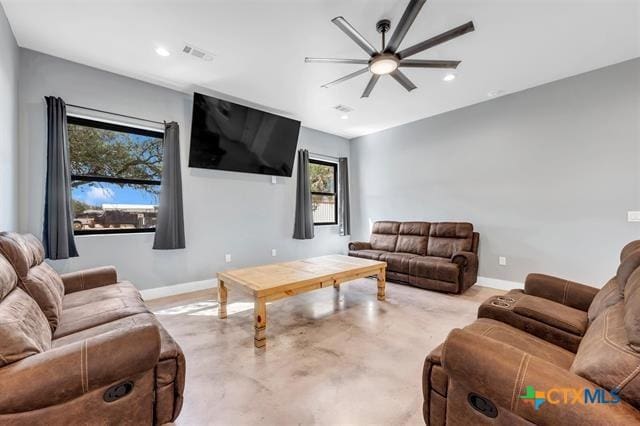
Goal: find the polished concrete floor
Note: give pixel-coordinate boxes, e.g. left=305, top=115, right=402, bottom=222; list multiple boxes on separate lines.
left=147, top=280, right=504, bottom=426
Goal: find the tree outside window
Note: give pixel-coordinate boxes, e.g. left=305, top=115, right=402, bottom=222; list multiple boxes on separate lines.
left=309, top=159, right=337, bottom=225
left=68, top=116, right=163, bottom=234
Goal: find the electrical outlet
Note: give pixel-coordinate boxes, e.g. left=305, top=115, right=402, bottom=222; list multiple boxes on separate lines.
left=271, top=176, right=277, bottom=184
left=628, top=211, right=640, bottom=222
left=225, top=254, right=231, bottom=263
left=499, top=256, right=507, bottom=266
left=271, top=249, right=277, bottom=257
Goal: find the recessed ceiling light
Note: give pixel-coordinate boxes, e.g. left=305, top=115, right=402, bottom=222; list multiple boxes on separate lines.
left=340, top=114, right=349, bottom=120
left=443, top=73, right=456, bottom=82
left=155, top=46, right=170, bottom=57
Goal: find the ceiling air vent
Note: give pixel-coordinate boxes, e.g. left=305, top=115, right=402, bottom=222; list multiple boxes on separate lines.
left=333, top=104, right=353, bottom=113
left=182, top=44, right=214, bottom=61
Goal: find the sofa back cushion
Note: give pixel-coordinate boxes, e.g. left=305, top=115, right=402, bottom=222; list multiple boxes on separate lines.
left=621, top=239, right=640, bottom=262
left=0, top=255, right=17, bottom=301
left=624, top=268, right=640, bottom=351
left=426, top=223, right=474, bottom=258
left=588, top=277, right=622, bottom=323
left=0, top=233, right=64, bottom=332
left=395, top=222, right=430, bottom=255
left=616, top=250, right=640, bottom=294
left=369, top=221, right=400, bottom=251
left=571, top=302, right=640, bottom=408
left=0, top=286, right=52, bottom=367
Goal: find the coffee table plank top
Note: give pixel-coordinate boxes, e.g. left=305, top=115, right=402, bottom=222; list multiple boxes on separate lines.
left=217, top=254, right=385, bottom=297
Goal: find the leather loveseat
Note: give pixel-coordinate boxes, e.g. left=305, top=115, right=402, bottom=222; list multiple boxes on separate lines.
left=349, top=221, right=479, bottom=294
left=422, top=240, right=640, bottom=424
left=0, top=232, right=185, bottom=425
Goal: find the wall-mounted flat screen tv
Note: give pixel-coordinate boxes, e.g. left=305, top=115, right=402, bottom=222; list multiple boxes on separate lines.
left=188, top=92, right=301, bottom=177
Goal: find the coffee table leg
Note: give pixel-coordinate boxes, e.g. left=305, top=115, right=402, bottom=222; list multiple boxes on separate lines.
left=254, top=296, right=267, bottom=348
left=377, top=268, right=386, bottom=301
left=218, top=280, right=228, bottom=319
left=333, top=281, right=340, bottom=290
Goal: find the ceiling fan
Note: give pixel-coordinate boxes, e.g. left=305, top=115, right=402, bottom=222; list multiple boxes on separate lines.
left=305, top=0, right=475, bottom=98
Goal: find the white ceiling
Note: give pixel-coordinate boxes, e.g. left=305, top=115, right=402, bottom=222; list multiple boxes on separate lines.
left=3, top=0, right=639, bottom=138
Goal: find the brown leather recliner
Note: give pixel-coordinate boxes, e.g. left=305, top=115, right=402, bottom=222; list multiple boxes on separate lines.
left=478, top=241, right=640, bottom=352
left=349, top=221, right=479, bottom=293
left=0, top=232, right=185, bottom=425
left=423, top=241, right=640, bottom=424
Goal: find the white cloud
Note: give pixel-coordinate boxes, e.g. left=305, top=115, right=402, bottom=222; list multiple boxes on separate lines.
left=86, top=186, right=115, bottom=202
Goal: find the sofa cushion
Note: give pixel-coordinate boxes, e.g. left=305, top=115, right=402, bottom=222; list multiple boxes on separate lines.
left=395, top=222, right=430, bottom=255
left=512, top=295, right=588, bottom=336
left=617, top=250, right=640, bottom=294
left=426, top=223, right=473, bottom=258
left=369, top=221, right=399, bottom=251
left=409, top=256, right=460, bottom=283
left=62, top=281, right=141, bottom=310
left=624, top=268, right=640, bottom=351
left=0, top=287, right=52, bottom=366
left=54, top=295, right=149, bottom=339
left=0, top=255, right=17, bottom=300
left=348, top=249, right=387, bottom=261
left=464, top=318, right=575, bottom=369
left=571, top=303, right=640, bottom=408
left=621, top=239, right=640, bottom=262
left=0, top=233, right=65, bottom=332
left=379, top=252, right=419, bottom=274
left=588, top=277, right=622, bottom=323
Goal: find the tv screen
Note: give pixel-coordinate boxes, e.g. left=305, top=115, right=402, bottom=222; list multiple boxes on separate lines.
left=188, top=92, right=301, bottom=177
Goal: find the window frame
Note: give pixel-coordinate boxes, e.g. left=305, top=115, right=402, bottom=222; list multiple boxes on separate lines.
left=309, top=158, right=338, bottom=226
left=67, top=115, right=164, bottom=236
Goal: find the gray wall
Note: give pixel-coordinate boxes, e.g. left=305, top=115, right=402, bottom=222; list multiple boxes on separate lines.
left=350, top=58, right=640, bottom=286
left=18, top=49, right=350, bottom=289
left=0, top=4, right=19, bottom=230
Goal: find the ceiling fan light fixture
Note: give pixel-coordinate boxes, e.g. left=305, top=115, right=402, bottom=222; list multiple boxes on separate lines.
left=369, top=54, right=399, bottom=75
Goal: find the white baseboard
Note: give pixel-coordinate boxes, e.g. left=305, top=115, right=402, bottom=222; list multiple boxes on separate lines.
left=140, top=278, right=218, bottom=300
left=477, top=276, right=524, bottom=291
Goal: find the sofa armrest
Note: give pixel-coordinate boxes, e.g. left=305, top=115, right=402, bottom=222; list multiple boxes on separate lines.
left=60, top=265, right=118, bottom=294
left=348, top=241, right=372, bottom=251
left=451, top=251, right=478, bottom=271
left=524, top=273, right=598, bottom=311
left=0, top=323, right=160, bottom=413
left=442, top=329, right=640, bottom=424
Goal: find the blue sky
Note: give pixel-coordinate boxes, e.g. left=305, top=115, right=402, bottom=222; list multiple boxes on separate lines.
left=72, top=182, right=159, bottom=207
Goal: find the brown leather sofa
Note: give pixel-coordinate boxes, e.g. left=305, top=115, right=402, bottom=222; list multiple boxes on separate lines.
left=349, top=221, right=479, bottom=293
left=0, top=232, right=185, bottom=425
left=423, top=241, right=640, bottom=424
left=478, top=242, right=640, bottom=352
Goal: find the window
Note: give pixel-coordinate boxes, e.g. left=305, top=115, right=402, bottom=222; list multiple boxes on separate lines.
left=309, top=159, right=337, bottom=225
left=68, top=116, right=163, bottom=235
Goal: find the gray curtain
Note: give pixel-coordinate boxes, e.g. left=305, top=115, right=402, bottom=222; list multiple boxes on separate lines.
left=293, top=149, right=314, bottom=239
left=43, top=96, right=79, bottom=260
left=153, top=122, right=186, bottom=249
left=338, top=157, right=351, bottom=236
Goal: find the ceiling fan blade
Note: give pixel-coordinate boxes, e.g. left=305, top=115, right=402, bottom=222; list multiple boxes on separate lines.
left=361, top=74, right=380, bottom=98
left=305, top=57, right=370, bottom=65
left=321, top=67, right=369, bottom=89
left=399, top=59, right=461, bottom=69
left=331, top=16, right=378, bottom=56
left=397, top=21, right=475, bottom=59
left=390, top=69, right=417, bottom=92
left=385, top=0, right=426, bottom=53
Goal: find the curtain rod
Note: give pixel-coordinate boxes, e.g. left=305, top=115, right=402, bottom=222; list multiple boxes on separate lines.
left=309, top=152, right=341, bottom=161
left=65, top=103, right=165, bottom=126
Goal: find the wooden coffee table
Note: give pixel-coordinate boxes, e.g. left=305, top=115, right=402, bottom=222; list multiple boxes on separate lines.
left=217, top=254, right=386, bottom=348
